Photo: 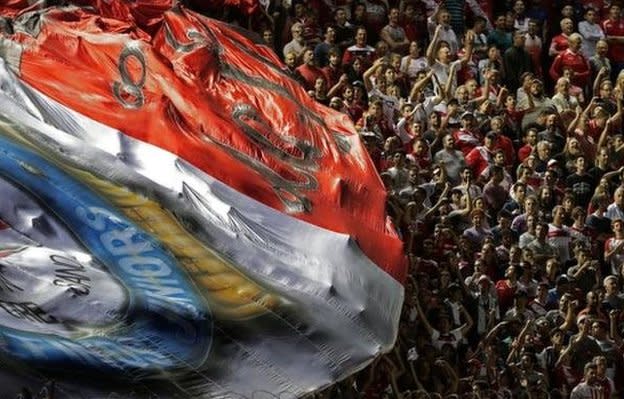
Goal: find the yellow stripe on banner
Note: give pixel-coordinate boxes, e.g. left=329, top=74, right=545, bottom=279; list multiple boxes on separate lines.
left=0, top=120, right=281, bottom=320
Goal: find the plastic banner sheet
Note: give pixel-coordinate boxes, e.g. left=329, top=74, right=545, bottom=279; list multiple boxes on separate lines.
left=0, top=3, right=405, bottom=398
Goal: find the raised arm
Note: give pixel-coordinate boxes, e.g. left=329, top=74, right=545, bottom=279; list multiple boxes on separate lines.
left=506, top=319, right=534, bottom=364
left=460, top=30, right=475, bottom=66
left=409, top=69, right=435, bottom=101
left=466, top=0, right=493, bottom=30
left=566, top=106, right=583, bottom=136
left=559, top=299, right=578, bottom=332
left=423, top=183, right=451, bottom=219
left=396, top=104, right=422, bottom=143
left=444, top=62, right=460, bottom=100
left=414, top=286, right=435, bottom=336
left=472, top=71, right=492, bottom=104
left=459, top=303, right=475, bottom=336
left=596, top=116, right=614, bottom=150
left=426, top=25, right=442, bottom=65
left=593, top=67, right=609, bottom=96
left=363, top=58, right=384, bottom=92
left=327, top=73, right=349, bottom=98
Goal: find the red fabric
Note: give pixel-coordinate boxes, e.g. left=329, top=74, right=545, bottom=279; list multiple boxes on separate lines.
left=466, top=146, right=491, bottom=177
left=495, top=279, right=515, bottom=312
left=494, top=135, right=515, bottom=168
left=549, top=34, right=569, bottom=56
left=295, top=64, right=325, bottom=91
left=585, top=119, right=600, bottom=141
left=518, top=144, right=533, bottom=162
left=0, top=0, right=45, bottom=17
left=549, top=49, right=590, bottom=88
left=602, top=17, right=624, bottom=63
left=2, top=5, right=406, bottom=281
left=453, top=129, right=482, bottom=156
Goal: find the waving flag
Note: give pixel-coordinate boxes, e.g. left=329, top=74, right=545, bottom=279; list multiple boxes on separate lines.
left=0, top=3, right=405, bottom=397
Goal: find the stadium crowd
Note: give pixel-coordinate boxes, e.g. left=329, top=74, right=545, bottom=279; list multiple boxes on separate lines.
left=222, top=0, right=624, bottom=397
left=9, top=0, right=624, bottom=397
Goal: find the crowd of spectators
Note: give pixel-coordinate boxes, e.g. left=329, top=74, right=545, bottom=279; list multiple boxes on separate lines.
left=223, top=0, right=624, bottom=397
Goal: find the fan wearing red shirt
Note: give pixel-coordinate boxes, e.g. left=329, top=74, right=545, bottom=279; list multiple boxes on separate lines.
left=295, top=48, right=325, bottom=91
left=518, top=128, right=538, bottom=162
left=489, top=116, right=515, bottom=168
left=453, top=112, right=482, bottom=156
left=466, top=132, right=496, bottom=177
left=549, top=34, right=591, bottom=89
left=548, top=18, right=574, bottom=58
left=602, top=4, right=624, bottom=79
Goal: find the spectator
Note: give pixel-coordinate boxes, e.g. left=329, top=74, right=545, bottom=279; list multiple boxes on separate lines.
left=524, top=19, right=543, bottom=78
left=548, top=18, right=575, bottom=58
left=400, top=41, right=427, bottom=81
left=427, top=7, right=460, bottom=55
left=512, top=0, right=530, bottom=33
left=283, top=22, right=306, bottom=60
left=605, top=186, right=624, bottom=221
left=549, top=33, right=591, bottom=90
left=332, top=7, right=354, bottom=52
left=380, top=7, right=410, bottom=53
left=569, top=362, right=603, bottom=398
left=295, top=47, right=325, bottom=91
left=239, top=0, right=624, bottom=395
left=589, top=39, right=611, bottom=89
left=601, top=4, right=624, bottom=81
left=342, top=26, right=376, bottom=68
left=551, top=77, right=580, bottom=113
left=313, top=24, right=337, bottom=67
left=503, top=30, right=534, bottom=93
left=579, top=7, right=605, bottom=60
left=488, top=13, right=513, bottom=52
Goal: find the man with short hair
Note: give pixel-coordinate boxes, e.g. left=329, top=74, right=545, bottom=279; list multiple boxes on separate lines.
left=466, top=131, right=496, bottom=177
left=386, top=150, right=410, bottom=191
left=482, top=166, right=509, bottom=214
left=602, top=4, right=624, bottom=80
left=503, top=31, right=534, bottom=93
left=570, top=362, right=604, bottom=399
left=295, top=48, right=325, bottom=91
left=434, top=134, right=466, bottom=186
left=524, top=19, right=543, bottom=78
left=601, top=275, right=624, bottom=312
left=427, top=7, right=459, bottom=53
left=321, top=47, right=342, bottom=89
left=463, top=209, right=491, bottom=247
left=380, top=7, right=410, bottom=52
left=589, top=39, right=611, bottom=85
left=527, top=222, right=558, bottom=266
left=517, top=78, right=555, bottom=130
left=333, top=7, right=354, bottom=52
left=313, top=25, right=337, bottom=68
left=452, top=112, right=481, bottom=156
left=566, top=155, right=595, bottom=208
left=537, top=113, right=565, bottom=155
left=548, top=205, right=572, bottom=263
left=488, top=13, right=512, bottom=52
left=454, top=167, right=482, bottom=199
left=342, top=27, right=376, bottom=68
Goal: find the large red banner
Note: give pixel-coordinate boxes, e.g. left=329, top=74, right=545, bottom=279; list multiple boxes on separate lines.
left=1, top=3, right=406, bottom=282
